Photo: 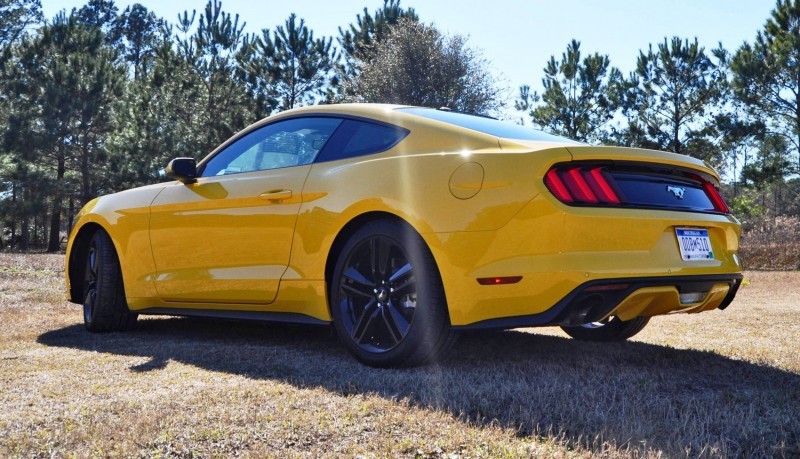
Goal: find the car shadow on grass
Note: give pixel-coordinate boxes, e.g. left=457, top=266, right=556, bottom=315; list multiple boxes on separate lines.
left=38, top=317, right=800, bottom=457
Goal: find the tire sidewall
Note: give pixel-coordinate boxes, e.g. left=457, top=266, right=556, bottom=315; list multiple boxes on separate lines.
left=83, top=229, right=136, bottom=332
left=84, top=231, right=108, bottom=331
left=330, top=220, right=447, bottom=367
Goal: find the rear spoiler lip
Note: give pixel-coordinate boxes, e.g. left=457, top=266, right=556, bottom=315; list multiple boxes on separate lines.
left=565, top=145, right=719, bottom=182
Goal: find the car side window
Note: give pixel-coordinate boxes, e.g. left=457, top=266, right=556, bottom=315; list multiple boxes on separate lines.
left=199, top=117, right=343, bottom=177
left=316, top=119, right=409, bottom=163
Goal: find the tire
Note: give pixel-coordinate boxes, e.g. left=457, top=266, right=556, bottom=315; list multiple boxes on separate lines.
left=82, top=229, right=138, bottom=332
left=560, top=316, right=649, bottom=342
left=330, top=219, right=452, bottom=368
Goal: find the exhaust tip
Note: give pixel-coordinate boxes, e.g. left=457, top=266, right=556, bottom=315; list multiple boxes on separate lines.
left=679, top=291, right=707, bottom=304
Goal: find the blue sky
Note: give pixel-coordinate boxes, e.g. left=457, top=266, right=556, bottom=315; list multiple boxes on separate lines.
left=41, top=0, right=776, bottom=102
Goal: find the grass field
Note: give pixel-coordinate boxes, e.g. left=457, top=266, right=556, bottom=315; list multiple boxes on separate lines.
left=0, top=253, right=798, bottom=458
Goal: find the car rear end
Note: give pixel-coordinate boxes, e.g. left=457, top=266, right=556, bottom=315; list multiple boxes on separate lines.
left=439, top=143, right=742, bottom=329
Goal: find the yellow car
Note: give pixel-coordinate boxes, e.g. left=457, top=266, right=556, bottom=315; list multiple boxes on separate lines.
left=65, top=104, right=742, bottom=367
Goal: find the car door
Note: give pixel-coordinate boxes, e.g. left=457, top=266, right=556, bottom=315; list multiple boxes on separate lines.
left=149, top=117, right=342, bottom=305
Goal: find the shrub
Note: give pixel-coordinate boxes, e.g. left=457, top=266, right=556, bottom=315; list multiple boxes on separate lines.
left=738, top=216, right=800, bottom=270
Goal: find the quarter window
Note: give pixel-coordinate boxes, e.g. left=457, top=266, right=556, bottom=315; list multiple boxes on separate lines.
left=315, top=119, right=408, bottom=163
left=200, top=117, right=342, bottom=177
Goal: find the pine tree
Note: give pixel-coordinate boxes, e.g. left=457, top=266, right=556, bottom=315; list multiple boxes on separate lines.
left=0, top=1, right=44, bottom=249
left=338, top=0, right=418, bottom=63
left=173, top=0, right=256, bottom=154
left=4, top=12, right=125, bottom=251
left=116, top=3, right=163, bottom=81
left=623, top=37, right=727, bottom=162
left=0, top=0, right=42, bottom=50
left=731, top=0, right=800, bottom=173
left=264, top=14, right=336, bottom=110
left=74, top=0, right=121, bottom=46
left=516, top=40, right=623, bottom=143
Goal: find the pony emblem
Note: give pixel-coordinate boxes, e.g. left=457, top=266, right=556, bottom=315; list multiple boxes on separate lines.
left=667, top=186, right=685, bottom=199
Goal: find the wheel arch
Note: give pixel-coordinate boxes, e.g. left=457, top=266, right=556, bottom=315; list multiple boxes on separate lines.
left=324, top=211, right=403, bottom=293
left=323, top=211, right=449, bottom=320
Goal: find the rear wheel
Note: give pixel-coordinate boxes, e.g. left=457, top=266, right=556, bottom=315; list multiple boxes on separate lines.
left=560, top=316, right=649, bottom=342
left=82, top=229, right=138, bottom=332
left=330, top=220, right=452, bottom=367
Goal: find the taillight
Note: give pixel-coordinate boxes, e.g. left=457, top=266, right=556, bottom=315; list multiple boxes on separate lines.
left=544, top=169, right=573, bottom=202
left=588, top=168, right=621, bottom=204
left=544, top=163, right=731, bottom=214
left=544, top=166, right=623, bottom=205
left=702, top=181, right=729, bottom=213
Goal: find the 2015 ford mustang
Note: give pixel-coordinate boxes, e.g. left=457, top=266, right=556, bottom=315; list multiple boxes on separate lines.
left=65, top=104, right=742, bottom=367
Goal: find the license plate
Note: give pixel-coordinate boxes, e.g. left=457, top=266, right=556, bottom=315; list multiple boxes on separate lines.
left=675, top=228, right=714, bottom=260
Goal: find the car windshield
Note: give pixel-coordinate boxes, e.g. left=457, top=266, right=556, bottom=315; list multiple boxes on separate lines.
left=398, top=107, right=581, bottom=144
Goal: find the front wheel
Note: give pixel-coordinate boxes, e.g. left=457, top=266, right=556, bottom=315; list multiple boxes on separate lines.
left=560, top=316, right=649, bottom=342
left=82, top=229, right=138, bottom=332
left=330, top=220, right=453, bottom=368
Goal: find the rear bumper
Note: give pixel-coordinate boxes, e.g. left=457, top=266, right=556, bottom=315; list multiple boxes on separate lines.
left=452, top=273, right=742, bottom=330
left=425, top=192, right=742, bottom=327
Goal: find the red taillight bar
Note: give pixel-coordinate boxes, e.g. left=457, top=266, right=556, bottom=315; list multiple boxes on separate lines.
left=544, top=169, right=573, bottom=202
left=588, top=168, right=621, bottom=204
left=544, top=166, right=621, bottom=205
left=564, top=168, right=598, bottom=203
left=703, top=181, right=730, bottom=213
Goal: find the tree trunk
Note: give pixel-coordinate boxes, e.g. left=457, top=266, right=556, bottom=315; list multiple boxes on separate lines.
left=47, top=207, right=61, bottom=252
left=81, top=152, right=92, bottom=204
left=20, top=217, right=29, bottom=251
left=10, top=181, right=17, bottom=247
left=673, top=115, right=681, bottom=154
left=68, top=194, right=75, bottom=233
left=47, top=155, right=67, bottom=252
left=19, top=185, right=30, bottom=251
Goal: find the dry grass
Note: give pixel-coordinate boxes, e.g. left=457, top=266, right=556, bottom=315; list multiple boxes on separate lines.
left=0, top=254, right=798, bottom=458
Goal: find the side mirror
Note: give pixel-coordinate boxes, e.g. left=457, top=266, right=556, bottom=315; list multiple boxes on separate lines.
left=165, top=157, right=197, bottom=184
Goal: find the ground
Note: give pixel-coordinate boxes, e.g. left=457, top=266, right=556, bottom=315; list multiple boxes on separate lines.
left=0, top=253, right=798, bottom=458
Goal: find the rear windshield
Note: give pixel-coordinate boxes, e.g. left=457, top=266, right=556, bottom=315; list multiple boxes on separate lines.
left=399, top=107, right=580, bottom=143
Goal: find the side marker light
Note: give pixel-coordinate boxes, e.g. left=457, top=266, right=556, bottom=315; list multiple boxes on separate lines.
left=477, top=276, right=523, bottom=285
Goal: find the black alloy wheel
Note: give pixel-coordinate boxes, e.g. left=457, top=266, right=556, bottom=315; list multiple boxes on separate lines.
left=339, top=235, right=416, bottom=352
left=331, top=220, right=453, bottom=367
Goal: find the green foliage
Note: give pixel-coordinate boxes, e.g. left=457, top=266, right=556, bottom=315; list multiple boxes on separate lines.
left=731, top=0, right=800, bottom=172
left=332, top=0, right=418, bottom=102
left=516, top=40, right=623, bottom=143
left=338, top=0, right=417, bottom=63
left=624, top=37, right=727, bottom=161
left=2, top=10, right=125, bottom=250
left=115, top=4, right=163, bottom=81
left=172, top=0, right=257, bottom=154
left=1, top=0, right=800, bottom=252
left=74, top=0, right=118, bottom=41
left=344, top=20, right=501, bottom=114
left=0, top=0, right=42, bottom=49
left=729, top=192, right=767, bottom=229
left=267, top=14, right=337, bottom=110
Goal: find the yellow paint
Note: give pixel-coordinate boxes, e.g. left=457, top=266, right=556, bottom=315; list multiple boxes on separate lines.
left=148, top=165, right=310, bottom=304
left=448, top=162, right=485, bottom=199
left=612, top=283, right=731, bottom=321
left=66, top=103, right=742, bottom=327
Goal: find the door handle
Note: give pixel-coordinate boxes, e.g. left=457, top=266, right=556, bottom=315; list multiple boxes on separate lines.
left=259, top=189, right=292, bottom=202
